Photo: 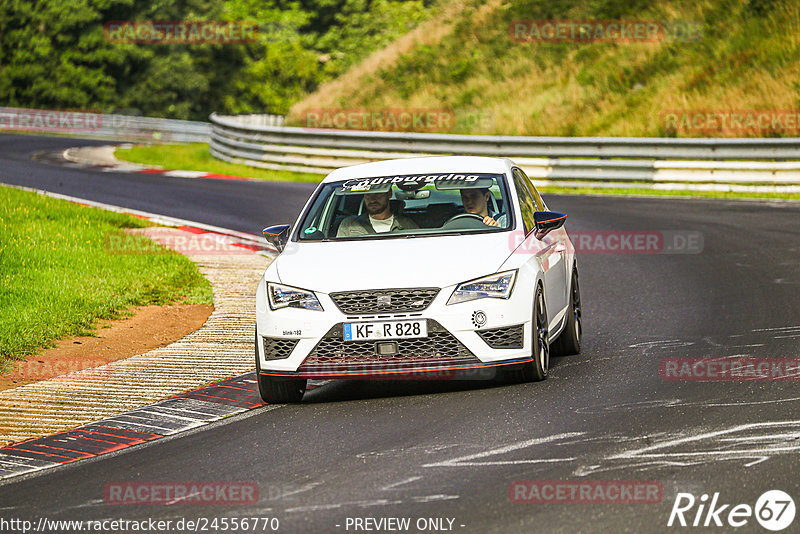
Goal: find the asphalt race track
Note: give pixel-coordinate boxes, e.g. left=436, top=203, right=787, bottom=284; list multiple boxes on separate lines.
left=2, top=134, right=800, bottom=533
left=0, top=134, right=316, bottom=234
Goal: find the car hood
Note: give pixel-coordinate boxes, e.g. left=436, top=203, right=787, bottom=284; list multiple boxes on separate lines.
left=275, top=233, right=515, bottom=293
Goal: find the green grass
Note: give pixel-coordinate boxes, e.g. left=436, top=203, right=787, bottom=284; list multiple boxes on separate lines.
left=0, top=185, right=213, bottom=369
left=539, top=185, right=800, bottom=201
left=115, top=143, right=323, bottom=183
left=292, top=0, right=800, bottom=137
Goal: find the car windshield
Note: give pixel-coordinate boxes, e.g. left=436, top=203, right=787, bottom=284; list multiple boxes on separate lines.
left=295, top=172, right=513, bottom=241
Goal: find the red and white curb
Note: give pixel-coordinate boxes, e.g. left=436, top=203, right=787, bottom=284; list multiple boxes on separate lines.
left=1, top=182, right=275, bottom=255
left=0, top=374, right=265, bottom=480
left=0, top=374, right=321, bottom=481
left=137, top=168, right=257, bottom=182
left=62, top=145, right=259, bottom=182
left=0, top=184, right=290, bottom=482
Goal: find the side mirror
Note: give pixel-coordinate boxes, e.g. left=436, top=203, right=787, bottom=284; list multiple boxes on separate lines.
left=533, top=211, right=567, bottom=236
left=263, top=224, right=291, bottom=252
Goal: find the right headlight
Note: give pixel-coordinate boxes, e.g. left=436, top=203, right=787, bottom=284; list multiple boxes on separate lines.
left=267, top=282, right=323, bottom=311
left=447, top=270, right=517, bottom=305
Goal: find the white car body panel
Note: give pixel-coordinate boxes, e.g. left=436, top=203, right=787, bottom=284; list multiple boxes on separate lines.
left=255, top=156, right=576, bottom=378
left=276, top=233, right=513, bottom=293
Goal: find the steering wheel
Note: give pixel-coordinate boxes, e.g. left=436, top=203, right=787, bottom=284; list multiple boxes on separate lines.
left=445, top=213, right=485, bottom=224
left=442, top=212, right=487, bottom=230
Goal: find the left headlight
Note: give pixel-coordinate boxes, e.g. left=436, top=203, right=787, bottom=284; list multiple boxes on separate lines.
left=447, top=270, right=517, bottom=305
left=267, top=282, right=324, bottom=311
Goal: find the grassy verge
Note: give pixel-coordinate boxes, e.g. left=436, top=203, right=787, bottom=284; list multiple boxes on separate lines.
left=292, top=0, right=800, bottom=137
left=115, top=143, right=323, bottom=183
left=539, top=185, right=800, bottom=201
left=0, top=185, right=213, bottom=369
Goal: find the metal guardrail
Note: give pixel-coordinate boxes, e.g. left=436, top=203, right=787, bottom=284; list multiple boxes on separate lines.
left=209, top=113, right=800, bottom=183
left=219, top=113, right=285, bottom=128
left=0, top=107, right=210, bottom=143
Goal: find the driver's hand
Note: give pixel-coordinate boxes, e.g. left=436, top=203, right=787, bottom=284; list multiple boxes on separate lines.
left=483, top=216, right=498, bottom=227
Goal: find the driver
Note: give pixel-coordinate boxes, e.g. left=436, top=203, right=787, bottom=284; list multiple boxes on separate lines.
left=337, top=190, right=418, bottom=237
left=460, top=188, right=507, bottom=227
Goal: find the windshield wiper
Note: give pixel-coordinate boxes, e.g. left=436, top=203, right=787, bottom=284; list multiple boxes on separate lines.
left=430, top=231, right=465, bottom=237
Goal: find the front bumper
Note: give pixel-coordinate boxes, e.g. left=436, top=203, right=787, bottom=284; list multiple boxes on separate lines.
left=255, top=277, right=536, bottom=379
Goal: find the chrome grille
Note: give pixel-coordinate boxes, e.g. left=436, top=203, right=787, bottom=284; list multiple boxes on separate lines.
left=329, top=288, right=439, bottom=315
left=262, top=337, right=299, bottom=360
left=477, top=325, right=524, bottom=349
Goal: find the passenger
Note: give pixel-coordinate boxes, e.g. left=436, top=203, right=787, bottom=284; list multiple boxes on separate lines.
left=337, top=191, right=418, bottom=237
left=460, top=188, right=508, bottom=227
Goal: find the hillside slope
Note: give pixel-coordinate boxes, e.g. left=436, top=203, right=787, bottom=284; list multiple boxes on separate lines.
left=288, top=0, right=800, bottom=137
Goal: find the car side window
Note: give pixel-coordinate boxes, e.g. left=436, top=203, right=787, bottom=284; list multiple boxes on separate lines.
left=516, top=168, right=545, bottom=211
left=512, top=169, right=537, bottom=234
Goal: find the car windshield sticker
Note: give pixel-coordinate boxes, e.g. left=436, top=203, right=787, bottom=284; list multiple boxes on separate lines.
left=339, top=173, right=502, bottom=194
left=435, top=177, right=495, bottom=190
left=304, top=226, right=317, bottom=234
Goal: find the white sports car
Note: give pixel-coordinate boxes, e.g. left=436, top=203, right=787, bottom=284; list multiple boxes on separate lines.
left=255, top=156, right=582, bottom=402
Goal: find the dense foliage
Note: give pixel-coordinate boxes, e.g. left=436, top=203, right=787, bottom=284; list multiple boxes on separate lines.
left=0, top=0, right=431, bottom=119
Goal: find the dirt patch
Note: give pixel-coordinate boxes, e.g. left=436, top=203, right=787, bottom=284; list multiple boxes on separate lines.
left=0, top=304, right=213, bottom=392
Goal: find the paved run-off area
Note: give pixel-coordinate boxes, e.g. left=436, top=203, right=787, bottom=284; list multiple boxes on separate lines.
left=0, top=229, right=269, bottom=446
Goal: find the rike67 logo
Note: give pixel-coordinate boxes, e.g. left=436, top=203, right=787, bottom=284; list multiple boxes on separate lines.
left=668, top=490, right=795, bottom=531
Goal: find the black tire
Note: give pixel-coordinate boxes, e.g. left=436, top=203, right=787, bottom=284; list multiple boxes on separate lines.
left=505, top=284, right=549, bottom=383
left=551, top=268, right=582, bottom=357
left=255, top=328, right=306, bottom=403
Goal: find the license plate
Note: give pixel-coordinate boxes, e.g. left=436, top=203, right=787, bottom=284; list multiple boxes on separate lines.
left=343, top=320, right=427, bottom=341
